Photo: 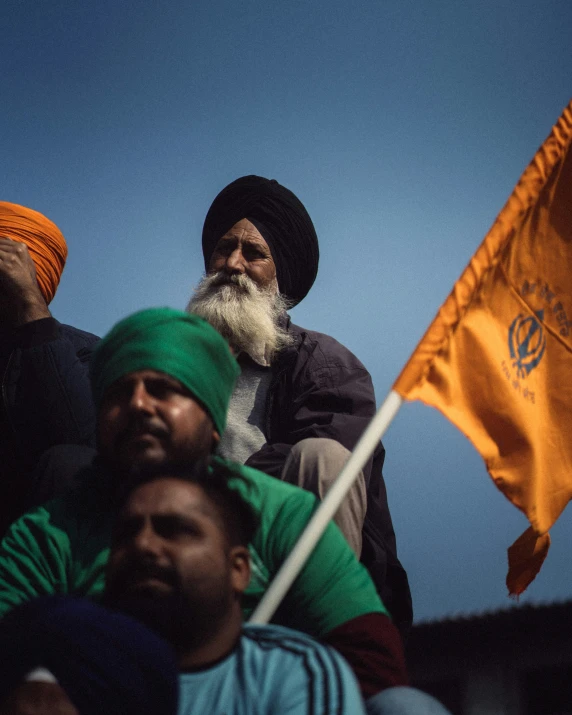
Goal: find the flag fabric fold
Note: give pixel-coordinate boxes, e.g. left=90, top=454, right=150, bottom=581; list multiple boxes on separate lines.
left=393, top=100, right=572, bottom=595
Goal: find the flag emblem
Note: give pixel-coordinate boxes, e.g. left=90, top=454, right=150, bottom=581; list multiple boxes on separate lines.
left=508, top=310, right=546, bottom=378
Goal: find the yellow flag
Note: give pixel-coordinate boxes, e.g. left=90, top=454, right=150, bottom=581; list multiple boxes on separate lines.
left=393, top=100, right=572, bottom=595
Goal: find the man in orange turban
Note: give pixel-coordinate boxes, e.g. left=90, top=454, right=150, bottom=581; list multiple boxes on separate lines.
left=0, top=202, right=98, bottom=535
left=0, top=202, right=67, bottom=312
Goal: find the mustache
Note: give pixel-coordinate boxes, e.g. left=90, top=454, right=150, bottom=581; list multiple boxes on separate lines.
left=206, top=271, right=258, bottom=293
left=108, top=557, right=179, bottom=593
left=114, top=417, right=169, bottom=446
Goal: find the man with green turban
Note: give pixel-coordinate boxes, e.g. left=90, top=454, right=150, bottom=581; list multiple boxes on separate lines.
left=0, top=307, right=408, bottom=699
left=90, top=307, right=239, bottom=470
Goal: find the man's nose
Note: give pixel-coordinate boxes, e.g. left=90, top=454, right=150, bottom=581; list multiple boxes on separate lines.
left=128, top=382, right=154, bottom=413
left=132, top=522, right=162, bottom=557
left=224, top=247, right=246, bottom=274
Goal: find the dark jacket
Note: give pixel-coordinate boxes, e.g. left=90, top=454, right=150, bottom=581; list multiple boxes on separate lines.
left=244, top=318, right=413, bottom=634
left=0, top=317, right=98, bottom=534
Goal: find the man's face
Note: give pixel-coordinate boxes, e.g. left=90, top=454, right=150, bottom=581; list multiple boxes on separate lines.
left=104, top=478, right=250, bottom=646
left=208, top=218, right=277, bottom=290
left=97, top=370, right=219, bottom=475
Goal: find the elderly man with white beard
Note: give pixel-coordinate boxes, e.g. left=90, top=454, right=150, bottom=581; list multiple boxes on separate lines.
left=187, top=175, right=412, bottom=635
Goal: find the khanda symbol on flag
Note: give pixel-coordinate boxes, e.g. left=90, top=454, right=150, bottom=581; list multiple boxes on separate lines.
left=508, top=310, right=546, bottom=379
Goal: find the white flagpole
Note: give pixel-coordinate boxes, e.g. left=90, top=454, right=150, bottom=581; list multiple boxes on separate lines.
left=249, top=389, right=404, bottom=624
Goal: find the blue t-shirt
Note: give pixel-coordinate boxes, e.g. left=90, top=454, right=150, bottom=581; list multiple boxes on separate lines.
left=178, top=624, right=366, bottom=714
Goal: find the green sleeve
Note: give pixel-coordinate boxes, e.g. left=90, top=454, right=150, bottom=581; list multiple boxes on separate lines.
left=0, top=489, right=112, bottom=619
left=0, top=504, right=71, bottom=618
left=234, top=463, right=387, bottom=637
left=268, top=491, right=387, bottom=636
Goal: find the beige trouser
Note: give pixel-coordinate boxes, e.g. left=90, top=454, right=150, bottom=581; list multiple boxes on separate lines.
left=280, top=437, right=367, bottom=557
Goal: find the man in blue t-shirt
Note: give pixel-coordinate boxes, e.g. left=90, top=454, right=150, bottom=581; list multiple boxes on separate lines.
left=103, top=459, right=366, bottom=714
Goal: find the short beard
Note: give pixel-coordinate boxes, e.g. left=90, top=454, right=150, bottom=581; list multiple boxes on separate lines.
left=103, top=563, right=233, bottom=656
left=186, top=273, right=294, bottom=364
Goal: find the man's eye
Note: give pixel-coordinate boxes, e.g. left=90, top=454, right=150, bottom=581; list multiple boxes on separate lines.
left=114, top=520, right=140, bottom=543
left=156, top=519, right=202, bottom=539
left=214, top=243, right=234, bottom=256
left=165, top=526, right=196, bottom=539
left=148, top=384, right=170, bottom=398
left=147, top=380, right=179, bottom=399
left=102, top=383, right=130, bottom=404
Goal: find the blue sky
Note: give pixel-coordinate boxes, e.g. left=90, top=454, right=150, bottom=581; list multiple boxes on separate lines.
left=2, top=0, right=571, bottom=621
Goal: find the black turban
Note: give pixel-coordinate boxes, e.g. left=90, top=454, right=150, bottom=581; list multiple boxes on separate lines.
left=0, top=596, right=178, bottom=715
left=202, top=175, right=320, bottom=306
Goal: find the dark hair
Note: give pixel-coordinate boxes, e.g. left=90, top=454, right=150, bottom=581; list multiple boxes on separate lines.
left=114, top=457, right=258, bottom=547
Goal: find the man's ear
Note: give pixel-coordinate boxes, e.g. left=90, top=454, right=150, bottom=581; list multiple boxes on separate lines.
left=211, top=430, right=220, bottom=453
left=229, top=546, right=251, bottom=595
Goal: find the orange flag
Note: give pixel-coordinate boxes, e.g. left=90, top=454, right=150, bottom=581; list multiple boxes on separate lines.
left=393, top=100, right=572, bottom=596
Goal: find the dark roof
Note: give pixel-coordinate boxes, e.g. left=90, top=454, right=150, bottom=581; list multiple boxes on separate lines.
left=412, top=598, right=572, bottom=631
left=407, top=599, right=572, bottom=661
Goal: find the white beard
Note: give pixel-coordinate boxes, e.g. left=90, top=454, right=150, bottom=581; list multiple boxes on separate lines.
left=186, top=273, right=293, bottom=365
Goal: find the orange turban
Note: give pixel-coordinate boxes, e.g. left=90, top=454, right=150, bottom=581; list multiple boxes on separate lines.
left=0, top=202, right=68, bottom=304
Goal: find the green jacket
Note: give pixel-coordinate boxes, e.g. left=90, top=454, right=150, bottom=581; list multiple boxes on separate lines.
left=0, top=457, right=386, bottom=637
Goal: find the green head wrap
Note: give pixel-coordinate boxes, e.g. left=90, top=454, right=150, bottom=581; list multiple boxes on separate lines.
left=91, top=308, right=240, bottom=435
